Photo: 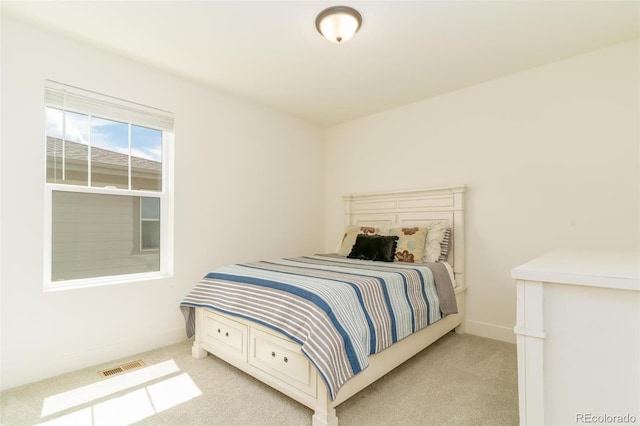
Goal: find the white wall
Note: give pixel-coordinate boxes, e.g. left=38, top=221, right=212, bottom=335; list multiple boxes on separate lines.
left=0, top=17, right=325, bottom=390
left=325, top=39, right=640, bottom=343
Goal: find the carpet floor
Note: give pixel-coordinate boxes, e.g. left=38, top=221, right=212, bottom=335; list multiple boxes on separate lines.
left=1, top=332, right=518, bottom=425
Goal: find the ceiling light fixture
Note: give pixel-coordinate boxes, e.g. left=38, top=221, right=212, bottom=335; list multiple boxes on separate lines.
left=315, top=6, right=362, bottom=44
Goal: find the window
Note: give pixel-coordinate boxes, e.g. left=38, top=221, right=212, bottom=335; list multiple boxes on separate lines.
left=44, top=81, right=174, bottom=289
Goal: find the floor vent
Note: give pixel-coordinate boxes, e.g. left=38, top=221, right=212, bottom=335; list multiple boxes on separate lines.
left=99, top=360, right=145, bottom=378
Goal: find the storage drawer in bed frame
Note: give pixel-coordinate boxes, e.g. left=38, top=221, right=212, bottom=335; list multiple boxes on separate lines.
left=201, top=309, right=248, bottom=363
left=249, top=327, right=317, bottom=397
left=199, top=309, right=318, bottom=398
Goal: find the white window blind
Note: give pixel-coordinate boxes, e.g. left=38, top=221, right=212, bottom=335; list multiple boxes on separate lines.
left=45, top=80, right=174, bottom=132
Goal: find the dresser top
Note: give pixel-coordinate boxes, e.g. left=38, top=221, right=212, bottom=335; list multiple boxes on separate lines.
left=511, top=249, right=640, bottom=291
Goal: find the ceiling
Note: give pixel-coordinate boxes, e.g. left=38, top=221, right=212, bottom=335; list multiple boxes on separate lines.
left=3, top=1, right=639, bottom=127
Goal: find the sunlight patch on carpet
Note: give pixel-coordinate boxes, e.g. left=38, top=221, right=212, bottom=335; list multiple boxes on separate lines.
left=38, top=359, right=200, bottom=424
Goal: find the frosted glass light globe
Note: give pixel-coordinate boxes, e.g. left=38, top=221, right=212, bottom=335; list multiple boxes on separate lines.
left=316, top=6, right=362, bottom=44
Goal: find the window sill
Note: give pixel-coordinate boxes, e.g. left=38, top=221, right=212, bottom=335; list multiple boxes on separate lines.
left=44, top=271, right=173, bottom=292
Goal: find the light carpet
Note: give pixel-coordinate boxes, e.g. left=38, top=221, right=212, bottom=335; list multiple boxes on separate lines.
left=0, top=332, right=518, bottom=425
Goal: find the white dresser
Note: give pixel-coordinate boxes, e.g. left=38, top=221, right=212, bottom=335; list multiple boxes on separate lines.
left=511, top=250, right=639, bottom=425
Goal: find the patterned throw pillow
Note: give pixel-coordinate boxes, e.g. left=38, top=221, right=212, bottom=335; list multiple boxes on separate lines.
left=338, top=225, right=379, bottom=256
left=388, top=227, right=428, bottom=263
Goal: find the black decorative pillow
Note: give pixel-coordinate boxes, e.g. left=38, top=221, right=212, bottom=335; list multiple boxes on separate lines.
left=347, top=234, right=399, bottom=262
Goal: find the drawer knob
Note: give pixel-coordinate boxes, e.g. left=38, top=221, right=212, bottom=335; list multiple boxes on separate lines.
left=225, top=332, right=229, bottom=337
left=271, top=351, right=276, bottom=357
left=283, top=357, right=288, bottom=363
left=217, top=328, right=221, bottom=333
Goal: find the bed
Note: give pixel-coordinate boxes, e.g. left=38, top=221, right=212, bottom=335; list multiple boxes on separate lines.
left=180, top=186, right=466, bottom=426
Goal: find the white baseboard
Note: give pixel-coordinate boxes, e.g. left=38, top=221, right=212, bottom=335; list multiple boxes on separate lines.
left=1, top=327, right=187, bottom=391
left=464, top=320, right=516, bottom=344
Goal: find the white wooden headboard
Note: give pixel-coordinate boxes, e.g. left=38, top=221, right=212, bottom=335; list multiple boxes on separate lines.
left=343, top=186, right=466, bottom=287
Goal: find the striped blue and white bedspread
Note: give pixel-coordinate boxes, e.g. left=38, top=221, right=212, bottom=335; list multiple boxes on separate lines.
left=180, top=254, right=456, bottom=400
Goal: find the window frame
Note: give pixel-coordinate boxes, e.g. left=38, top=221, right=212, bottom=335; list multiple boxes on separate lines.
left=43, top=82, right=174, bottom=291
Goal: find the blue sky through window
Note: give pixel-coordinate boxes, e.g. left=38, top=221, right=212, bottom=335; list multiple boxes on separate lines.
left=92, top=117, right=128, bottom=157
left=46, top=107, right=162, bottom=162
left=132, top=125, right=162, bottom=163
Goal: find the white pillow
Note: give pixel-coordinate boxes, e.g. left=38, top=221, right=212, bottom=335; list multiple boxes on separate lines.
left=423, top=221, right=450, bottom=262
